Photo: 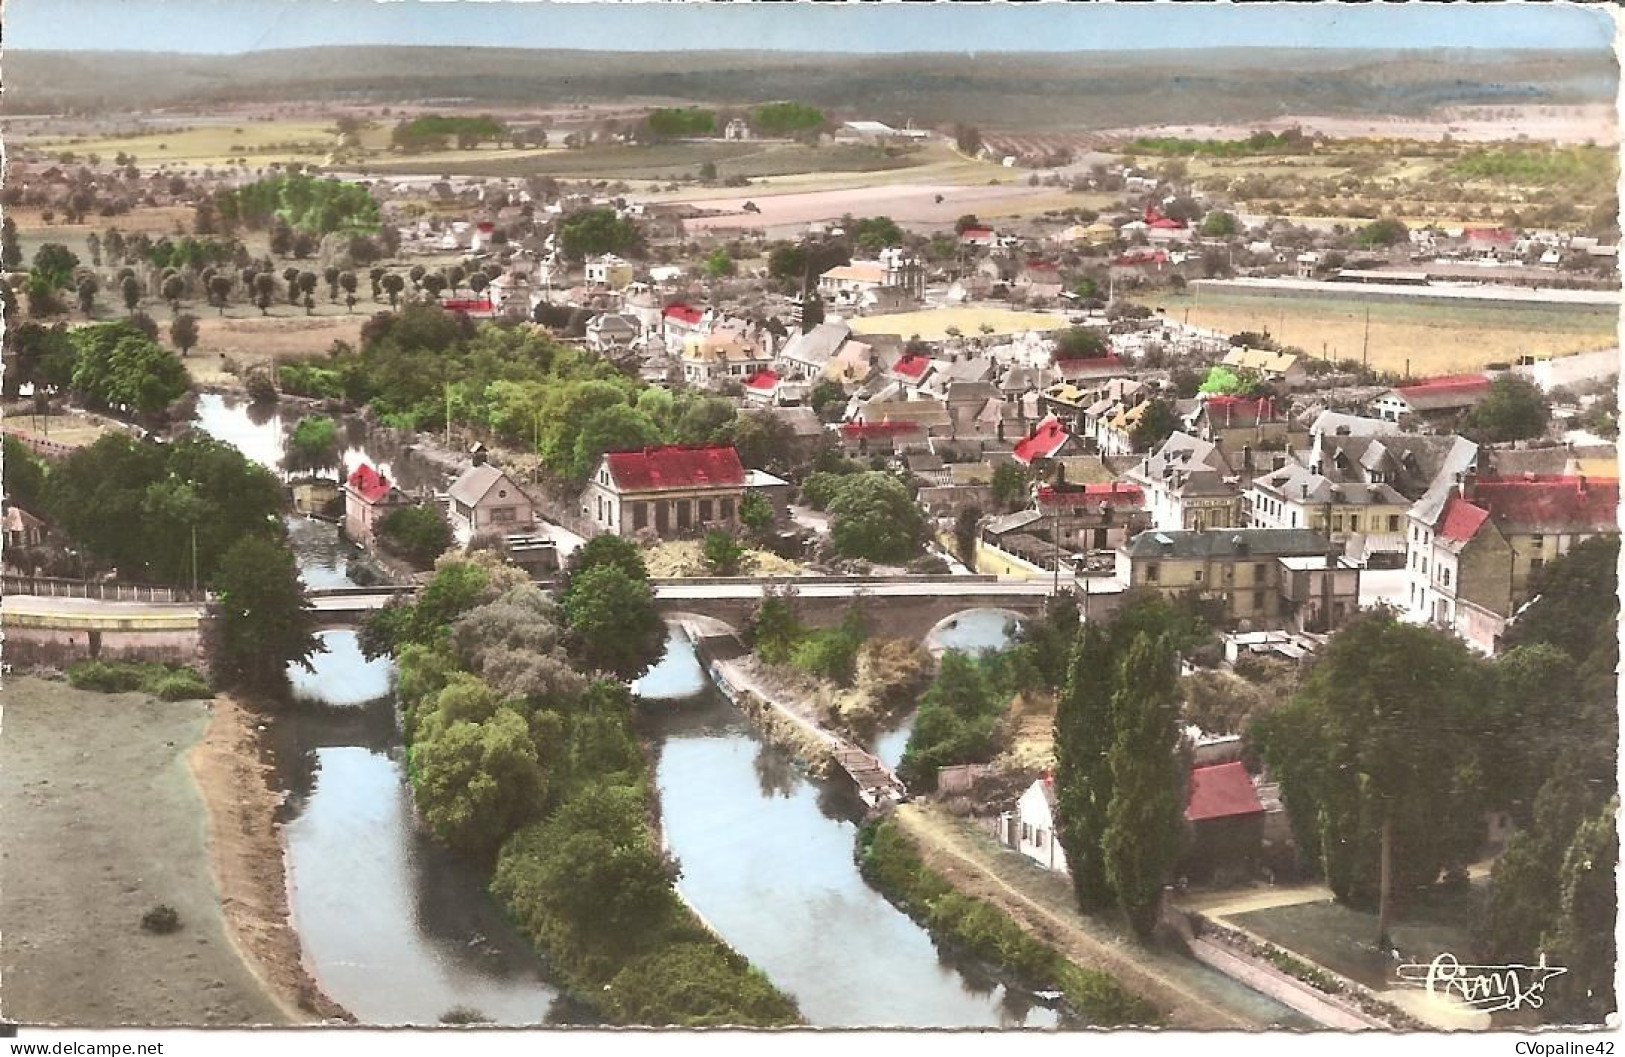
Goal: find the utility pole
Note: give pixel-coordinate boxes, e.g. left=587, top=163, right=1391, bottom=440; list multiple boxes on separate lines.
left=190, top=522, right=198, bottom=596
left=1361, top=304, right=1371, bottom=370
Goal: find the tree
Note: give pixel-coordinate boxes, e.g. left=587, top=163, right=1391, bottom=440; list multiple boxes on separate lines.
left=1541, top=799, right=1618, bottom=1023
left=69, top=324, right=190, bottom=414
left=1130, top=398, right=1180, bottom=452
left=120, top=275, right=142, bottom=315
left=169, top=313, right=200, bottom=357
left=808, top=378, right=847, bottom=423
left=953, top=506, right=982, bottom=566
left=826, top=472, right=925, bottom=563
left=161, top=273, right=186, bottom=313
left=30, top=243, right=80, bottom=291
left=76, top=276, right=98, bottom=316
left=1354, top=217, right=1410, bottom=247
left=1200, top=211, right=1240, bottom=237
left=324, top=265, right=342, bottom=302
left=1055, top=624, right=1119, bottom=912
left=702, top=247, right=736, bottom=278
left=412, top=704, right=548, bottom=858
left=1462, top=375, right=1550, bottom=443
left=954, top=125, right=982, bottom=156
left=558, top=208, right=642, bottom=261
left=208, top=274, right=233, bottom=315
left=208, top=535, right=322, bottom=693
left=702, top=529, right=745, bottom=575
left=1, top=217, right=22, bottom=270
left=1101, top=633, right=1184, bottom=937
left=739, top=491, right=776, bottom=537
left=339, top=269, right=358, bottom=312
left=3, top=434, right=49, bottom=512
left=1253, top=614, right=1488, bottom=943
left=381, top=272, right=406, bottom=308
left=990, top=463, right=1029, bottom=511
left=560, top=563, right=666, bottom=680
left=1054, top=327, right=1107, bottom=359
left=377, top=504, right=455, bottom=569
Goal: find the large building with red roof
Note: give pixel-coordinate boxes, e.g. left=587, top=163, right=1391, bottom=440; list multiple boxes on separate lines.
left=1012, top=413, right=1073, bottom=466
left=1406, top=472, right=1618, bottom=652
left=580, top=444, right=748, bottom=538
left=1372, top=374, right=1493, bottom=423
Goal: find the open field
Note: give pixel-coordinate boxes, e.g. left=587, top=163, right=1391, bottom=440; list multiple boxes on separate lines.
left=31, top=119, right=351, bottom=169
left=676, top=180, right=1096, bottom=235
left=0, top=678, right=288, bottom=1026
left=185, top=314, right=370, bottom=388
left=1141, top=289, right=1619, bottom=376
left=1108, top=103, right=1618, bottom=147
left=363, top=141, right=921, bottom=182
left=849, top=306, right=1070, bottom=342
left=1, top=405, right=124, bottom=449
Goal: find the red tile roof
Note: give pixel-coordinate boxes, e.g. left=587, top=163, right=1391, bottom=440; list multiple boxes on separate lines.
left=1471, top=475, right=1619, bottom=535
left=663, top=303, right=704, bottom=326
left=744, top=369, right=780, bottom=391
left=346, top=464, right=394, bottom=504
left=960, top=226, right=994, bottom=240
left=1013, top=413, right=1071, bottom=465
left=1435, top=494, right=1491, bottom=543
left=1464, top=226, right=1515, bottom=244
left=1201, top=394, right=1280, bottom=425
left=1036, top=482, right=1145, bottom=509
left=1149, top=217, right=1185, bottom=230
left=1398, top=373, right=1491, bottom=395
left=892, top=354, right=932, bottom=379
left=1186, top=762, right=1264, bottom=823
left=441, top=298, right=493, bottom=313
left=1114, top=249, right=1169, bottom=266
left=605, top=444, right=746, bottom=492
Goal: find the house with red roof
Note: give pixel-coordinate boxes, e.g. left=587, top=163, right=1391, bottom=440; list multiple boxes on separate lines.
left=344, top=463, right=412, bottom=546
left=1371, top=374, right=1492, bottom=424
left=1052, top=354, right=1128, bottom=384
left=580, top=444, right=747, bottom=538
left=660, top=302, right=707, bottom=352
left=1184, top=761, right=1265, bottom=880
left=742, top=369, right=782, bottom=405
left=958, top=226, right=996, bottom=249
left=1013, top=413, right=1073, bottom=466
left=1405, top=473, right=1616, bottom=652
left=887, top=352, right=936, bottom=391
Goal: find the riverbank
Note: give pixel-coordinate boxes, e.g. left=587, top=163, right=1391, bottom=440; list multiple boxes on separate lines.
left=891, top=802, right=1312, bottom=1030
left=0, top=678, right=289, bottom=1026
left=189, top=693, right=353, bottom=1024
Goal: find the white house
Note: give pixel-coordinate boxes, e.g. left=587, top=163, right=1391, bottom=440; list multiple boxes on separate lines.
left=998, top=776, right=1068, bottom=875
left=584, top=254, right=635, bottom=291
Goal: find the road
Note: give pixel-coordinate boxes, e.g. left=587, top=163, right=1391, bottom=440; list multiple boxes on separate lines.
left=651, top=579, right=1055, bottom=601
left=1, top=595, right=205, bottom=627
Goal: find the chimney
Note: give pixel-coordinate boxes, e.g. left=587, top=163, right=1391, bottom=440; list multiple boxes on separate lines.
left=1243, top=444, right=1254, bottom=472
left=1301, top=483, right=1310, bottom=500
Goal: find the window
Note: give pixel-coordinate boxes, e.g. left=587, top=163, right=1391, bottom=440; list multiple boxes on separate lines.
left=1389, top=515, right=1401, bottom=533
left=1145, top=563, right=1160, bottom=583
left=633, top=503, right=648, bottom=530
left=1531, top=556, right=1546, bottom=573
left=491, top=506, right=517, bottom=524
left=699, top=499, right=714, bottom=522
left=1193, top=569, right=1203, bottom=583
left=1530, top=533, right=1545, bottom=548
left=1021, top=823, right=1033, bottom=843
left=1035, top=829, right=1046, bottom=848
left=721, top=497, right=735, bottom=521
left=1332, top=514, right=1343, bottom=532
left=1348, top=514, right=1360, bottom=533
left=1442, top=567, right=1451, bottom=587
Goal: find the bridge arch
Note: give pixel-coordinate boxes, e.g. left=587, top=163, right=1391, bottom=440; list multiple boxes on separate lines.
left=923, top=607, right=1026, bottom=654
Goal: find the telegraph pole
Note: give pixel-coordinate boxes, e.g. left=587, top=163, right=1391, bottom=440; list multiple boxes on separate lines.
left=1361, top=304, right=1371, bottom=370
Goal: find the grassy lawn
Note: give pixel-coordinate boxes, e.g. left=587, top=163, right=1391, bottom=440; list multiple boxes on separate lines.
left=850, top=306, right=1071, bottom=342
left=1229, top=882, right=1487, bottom=994
left=1143, top=290, right=1618, bottom=376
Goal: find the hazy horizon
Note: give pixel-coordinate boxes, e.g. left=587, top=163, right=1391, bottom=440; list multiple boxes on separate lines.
left=6, top=0, right=1616, bottom=56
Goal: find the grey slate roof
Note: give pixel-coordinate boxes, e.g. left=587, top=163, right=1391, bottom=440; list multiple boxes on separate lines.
left=1123, top=528, right=1333, bottom=560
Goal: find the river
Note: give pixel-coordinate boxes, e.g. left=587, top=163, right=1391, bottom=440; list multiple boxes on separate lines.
left=872, top=608, right=1021, bottom=770
left=640, top=626, right=1061, bottom=1029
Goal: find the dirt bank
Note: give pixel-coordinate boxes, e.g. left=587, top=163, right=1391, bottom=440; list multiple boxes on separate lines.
left=0, top=677, right=287, bottom=1026
left=189, top=694, right=353, bottom=1024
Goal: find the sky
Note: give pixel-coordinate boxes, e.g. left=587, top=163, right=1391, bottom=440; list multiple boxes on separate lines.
left=4, top=0, right=1617, bottom=55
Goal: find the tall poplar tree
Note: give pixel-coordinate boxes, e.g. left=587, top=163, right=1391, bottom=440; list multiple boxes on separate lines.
left=1053, top=623, right=1117, bottom=912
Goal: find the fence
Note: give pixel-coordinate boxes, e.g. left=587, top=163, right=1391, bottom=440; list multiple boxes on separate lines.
left=2, top=575, right=210, bottom=604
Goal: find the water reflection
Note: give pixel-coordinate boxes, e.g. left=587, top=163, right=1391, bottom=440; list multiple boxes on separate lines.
left=633, top=624, right=709, bottom=701
left=647, top=690, right=1060, bottom=1029
left=925, top=608, right=1021, bottom=655
left=288, top=630, right=394, bottom=708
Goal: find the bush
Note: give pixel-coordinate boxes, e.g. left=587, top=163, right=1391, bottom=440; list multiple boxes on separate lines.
left=140, top=905, right=182, bottom=934
left=68, top=660, right=209, bottom=699
left=377, top=504, right=454, bottom=569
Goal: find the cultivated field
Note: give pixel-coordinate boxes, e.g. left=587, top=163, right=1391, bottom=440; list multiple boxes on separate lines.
left=1143, top=289, right=1619, bottom=376
left=849, top=306, right=1071, bottom=342
left=30, top=119, right=354, bottom=169
left=363, top=141, right=920, bottom=182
